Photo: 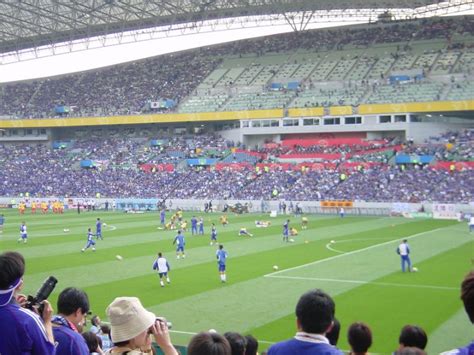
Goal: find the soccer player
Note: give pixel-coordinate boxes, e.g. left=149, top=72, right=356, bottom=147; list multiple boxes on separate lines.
left=301, top=216, right=308, bottom=230
left=152, top=252, right=171, bottom=287
left=216, top=244, right=228, bottom=283
left=210, top=223, right=218, bottom=245
left=81, top=228, right=96, bottom=252
left=396, top=239, right=412, bottom=272
left=17, top=222, right=27, bottom=244
left=238, top=227, right=253, bottom=237
left=469, top=215, right=474, bottom=233
left=31, top=201, right=37, bottom=214
left=198, top=217, right=204, bottom=235
left=191, top=216, right=198, bottom=235
left=220, top=214, right=228, bottom=227
left=96, top=218, right=103, bottom=240
left=283, top=220, right=290, bottom=242
left=0, top=214, right=4, bottom=234
left=339, top=207, right=345, bottom=218
left=173, top=230, right=186, bottom=259
left=160, top=208, right=166, bottom=228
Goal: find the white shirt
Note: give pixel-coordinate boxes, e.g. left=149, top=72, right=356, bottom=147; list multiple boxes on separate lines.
left=156, top=257, right=169, bottom=273
left=398, top=243, right=409, bottom=256
left=469, top=217, right=474, bottom=226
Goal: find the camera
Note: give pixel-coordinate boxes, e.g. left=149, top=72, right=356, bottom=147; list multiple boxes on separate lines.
left=25, top=276, right=58, bottom=315
left=148, top=317, right=172, bottom=333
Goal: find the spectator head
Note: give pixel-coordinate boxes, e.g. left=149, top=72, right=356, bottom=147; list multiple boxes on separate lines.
left=82, top=331, right=100, bottom=353
left=348, top=322, right=372, bottom=354
left=295, top=289, right=335, bottom=335
left=57, top=287, right=90, bottom=332
left=244, top=334, right=258, bottom=355
left=326, top=318, right=341, bottom=345
left=106, top=296, right=155, bottom=347
left=188, top=332, right=232, bottom=355
left=91, top=315, right=101, bottom=327
left=224, top=332, right=247, bottom=355
left=461, top=271, right=474, bottom=323
left=0, top=251, right=25, bottom=306
left=398, top=325, right=428, bottom=349
left=394, top=347, right=427, bottom=355
left=100, top=324, right=111, bottom=335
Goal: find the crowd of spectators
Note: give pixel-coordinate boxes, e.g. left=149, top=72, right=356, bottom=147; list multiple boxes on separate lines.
left=2, top=250, right=472, bottom=354
left=1, top=17, right=473, bottom=119
left=0, top=131, right=472, bottom=203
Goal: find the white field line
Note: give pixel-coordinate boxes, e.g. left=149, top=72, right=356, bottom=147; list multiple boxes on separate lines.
left=325, top=237, right=393, bottom=254
left=264, top=228, right=443, bottom=277
left=264, top=275, right=458, bottom=291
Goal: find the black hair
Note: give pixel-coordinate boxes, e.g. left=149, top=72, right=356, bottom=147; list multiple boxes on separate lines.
left=57, top=287, right=90, bottom=316
left=295, top=289, right=335, bottom=334
left=326, top=318, right=341, bottom=345
left=82, top=331, right=99, bottom=353
left=348, top=322, right=372, bottom=353
left=399, top=325, right=428, bottom=349
left=188, top=332, right=231, bottom=355
left=224, top=332, right=247, bottom=355
left=0, top=251, right=25, bottom=289
left=244, top=334, right=258, bottom=355
left=461, top=271, right=474, bottom=323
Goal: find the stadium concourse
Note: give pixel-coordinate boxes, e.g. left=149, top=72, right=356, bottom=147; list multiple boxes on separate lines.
left=0, top=130, right=472, bottom=202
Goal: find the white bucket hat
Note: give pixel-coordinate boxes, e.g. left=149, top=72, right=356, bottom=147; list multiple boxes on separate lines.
left=107, top=297, right=156, bottom=343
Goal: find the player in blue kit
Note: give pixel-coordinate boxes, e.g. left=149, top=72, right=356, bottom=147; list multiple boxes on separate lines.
left=160, top=208, right=166, bottom=228
left=198, top=217, right=204, bottom=235
left=17, top=221, right=28, bottom=244
left=81, top=228, right=96, bottom=252
left=191, top=216, right=198, bottom=235
left=216, top=244, right=228, bottom=283
left=283, top=220, right=290, bottom=242
left=96, top=218, right=103, bottom=240
left=210, top=223, right=218, bottom=245
left=173, top=230, right=186, bottom=259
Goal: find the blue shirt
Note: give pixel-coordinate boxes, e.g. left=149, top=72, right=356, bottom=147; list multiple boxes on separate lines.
left=174, top=234, right=185, bottom=246
left=268, top=337, right=343, bottom=355
left=191, top=218, right=198, bottom=227
left=211, top=227, right=217, bottom=238
left=53, top=318, right=89, bottom=355
left=216, top=249, right=227, bottom=265
left=283, top=222, right=289, bottom=235
left=0, top=215, right=4, bottom=225
left=0, top=302, right=55, bottom=355
left=96, top=222, right=102, bottom=232
left=160, top=210, right=166, bottom=222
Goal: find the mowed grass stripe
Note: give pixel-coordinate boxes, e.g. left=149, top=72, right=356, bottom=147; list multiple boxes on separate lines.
left=247, top=229, right=471, bottom=353
left=30, top=220, right=455, bottom=328
left=20, top=217, right=427, bottom=282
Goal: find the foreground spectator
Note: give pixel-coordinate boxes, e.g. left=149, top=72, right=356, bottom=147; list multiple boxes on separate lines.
left=188, top=332, right=232, bottom=355
left=224, top=332, right=247, bottom=355
left=267, top=289, right=343, bottom=354
left=397, top=325, right=428, bottom=350
left=52, top=287, right=91, bottom=355
left=244, top=334, right=259, bottom=355
left=347, top=322, right=372, bottom=355
left=82, top=331, right=103, bottom=354
left=106, top=296, right=178, bottom=355
left=326, top=318, right=341, bottom=346
left=441, top=270, right=474, bottom=354
left=0, top=251, right=55, bottom=354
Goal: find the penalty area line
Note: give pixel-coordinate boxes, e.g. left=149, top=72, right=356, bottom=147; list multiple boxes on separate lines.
left=264, top=228, right=443, bottom=277
left=265, top=275, right=458, bottom=291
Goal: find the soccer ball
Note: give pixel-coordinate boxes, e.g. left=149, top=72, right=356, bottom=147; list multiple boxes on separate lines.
left=289, top=239, right=295, bottom=243
left=208, top=329, right=217, bottom=333
left=103, top=223, right=107, bottom=226
left=304, top=240, right=309, bottom=244
left=273, top=265, right=279, bottom=271
left=412, top=267, right=418, bottom=272
left=63, top=228, right=70, bottom=233
left=115, top=255, right=123, bottom=261
left=330, top=240, right=335, bottom=244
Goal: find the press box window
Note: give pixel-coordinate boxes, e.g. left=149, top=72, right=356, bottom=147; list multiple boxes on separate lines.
left=283, top=119, right=299, bottom=127
left=303, top=118, right=320, bottom=126
left=323, top=117, right=340, bottom=125
left=394, top=115, right=407, bottom=123
left=379, top=115, right=391, bottom=123
left=344, top=116, right=362, bottom=124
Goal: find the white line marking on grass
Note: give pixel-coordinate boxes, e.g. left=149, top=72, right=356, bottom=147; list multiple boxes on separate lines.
left=265, top=275, right=458, bottom=291
left=325, top=238, right=393, bottom=254
left=264, top=228, right=443, bottom=277
left=105, top=225, right=117, bottom=231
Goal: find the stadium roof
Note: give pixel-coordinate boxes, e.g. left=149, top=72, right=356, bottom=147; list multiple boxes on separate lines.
left=0, top=0, right=454, bottom=54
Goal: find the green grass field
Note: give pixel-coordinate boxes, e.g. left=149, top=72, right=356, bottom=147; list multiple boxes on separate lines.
left=0, top=209, right=472, bottom=353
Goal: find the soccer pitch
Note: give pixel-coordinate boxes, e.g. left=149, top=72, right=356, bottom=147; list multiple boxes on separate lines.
left=0, top=209, right=472, bottom=353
